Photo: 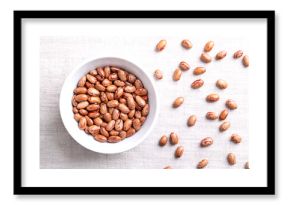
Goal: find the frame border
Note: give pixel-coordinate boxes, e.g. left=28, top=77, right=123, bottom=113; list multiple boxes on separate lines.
left=14, top=10, right=275, bottom=195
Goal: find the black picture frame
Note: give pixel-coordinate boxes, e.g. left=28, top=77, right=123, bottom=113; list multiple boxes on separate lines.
left=14, top=10, right=275, bottom=195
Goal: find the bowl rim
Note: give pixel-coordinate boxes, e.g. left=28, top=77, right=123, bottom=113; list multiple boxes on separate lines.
left=59, top=56, right=159, bottom=154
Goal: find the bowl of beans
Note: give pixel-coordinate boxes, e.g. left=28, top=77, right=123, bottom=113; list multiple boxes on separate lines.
left=60, top=57, right=159, bottom=154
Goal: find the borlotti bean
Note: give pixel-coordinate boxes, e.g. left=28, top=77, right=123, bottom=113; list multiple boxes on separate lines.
left=181, top=39, right=192, bottom=49
left=193, top=67, right=206, bottom=75
left=154, top=69, right=163, bottom=80
left=175, top=146, right=184, bottom=158
left=159, top=135, right=168, bottom=146
left=179, top=61, right=190, bottom=71
left=233, top=50, right=243, bottom=59
left=72, top=66, right=149, bottom=143
left=197, top=159, right=208, bottom=169
left=156, top=40, right=167, bottom=51
left=227, top=153, right=236, bottom=165
left=204, top=41, right=214, bottom=52
left=242, top=55, right=249, bottom=67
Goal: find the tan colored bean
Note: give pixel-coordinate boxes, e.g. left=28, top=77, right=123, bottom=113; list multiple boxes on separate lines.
left=78, top=117, right=87, bottom=130
left=216, top=79, right=228, bottom=89
left=124, top=86, right=136, bottom=93
left=156, top=39, right=167, bottom=51
left=106, top=85, right=117, bottom=92
left=108, top=73, right=118, bottom=81
left=107, top=100, right=119, bottom=108
left=118, top=103, right=130, bottom=114
left=170, top=132, right=179, bottom=145
left=200, top=53, right=212, bottom=63
left=73, top=107, right=78, bottom=114
left=206, top=93, right=219, bottom=102
left=112, top=109, right=120, bottom=120
left=100, top=92, right=108, bottom=103
left=96, top=67, right=105, bottom=77
left=135, top=96, right=146, bottom=107
left=106, top=120, right=116, bottom=131
left=93, top=117, right=103, bottom=126
left=142, top=104, right=149, bottom=116
left=77, top=101, right=89, bottom=109
left=135, top=89, right=148, bottom=97
left=126, top=128, right=136, bottom=137
left=78, top=76, right=87, bottom=87
left=200, top=137, right=213, bottom=147
left=128, top=74, right=136, bottom=83
left=134, top=79, right=143, bottom=89
left=204, top=40, right=214, bottom=52
left=118, top=70, right=127, bottom=81
left=226, top=99, right=238, bottom=110
left=85, top=116, right=94, bottom=126
left=179, top=61, right=190, bottom=71
left=110, top=130, right=119, bottom=136
left=193, top=67, right=206, bottom=75
left=115, top=119, right=123, bottom=131
left=127, top=97, right=136, bottom=110
left=114, top=87, right=124, bottom=99
left=88, top=125, right=100, bottom=135
left=181, top=39, right=192, bottom=49
left=230, top=134, right=242, bottom=144
left=233, top=50, right=243, bottom=59
left=100, top=127, right=109, bottom=137
left=172, top=97, right=184, bottom=108
left=72, top=97, right=78, bottom=107
left=242, top=55, right=249, bottom=67
left=100, top=103, right=107, bottom=114
left=86, top=74, right=96, bottom=84
left=88, top=111, right=100, bottom=119
left=103, top=113, right=112, bottom=123
left=197, top=159, right=208, bottom=169
left=114, top=80, right=125, bottom=87
left=88, top=96, right=101, bottom=104
left=106, top=92, right=114, bottom=101
left=216, top=50, right=227, bottom=60
left=159, top=135, right=168, bottom=146
left=206, top=112, right=218, bottom=120
left=175, top=146, right=184, bottom=158
left=79, top=109, right=88, bottom=116
left=173, top=68, right=182, bottom=81
left=227, top=153, right=236, bottom=165
left=219, top=121, right=231, bottom=132
left=134, top=110, right=142, bottom=119
left=75, top=94, right=88, bottom=102
left=74, top=87, right=87, bottom=94
left=95, top=82, right=106, bottom=92
left=128, top=109, right=135, bottom=119
left=85, top=82, right=94, bottom=88
left=132, top=118, right=141, bottom=131
left=187, top=115, right=197, bottom=127
left=219, top=109, right=229, bottom=121
left=123, top=119, right=132, bottom=131
left=86, top=104, right=99, bottom=111
left=102, top=79, right=112, bottom=87
left=191, top=79, right=204, bottom=89
left=74, top=113, right=82, bottom=121
left=104, top=66, right=111, bottom=78
left=154, top=69, right=163, bottom=80
left=108, top=136, right=122, bottom=143
left=120, top=113, right=128, bottom=121
left=94, top=134, right=107, bottom=143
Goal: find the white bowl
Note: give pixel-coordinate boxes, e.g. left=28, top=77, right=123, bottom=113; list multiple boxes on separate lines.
left=60, top=57, right=159, bottom=154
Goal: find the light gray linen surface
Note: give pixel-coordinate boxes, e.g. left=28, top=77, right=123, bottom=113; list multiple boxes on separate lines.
left=40, top=36, right=248, bottom=169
